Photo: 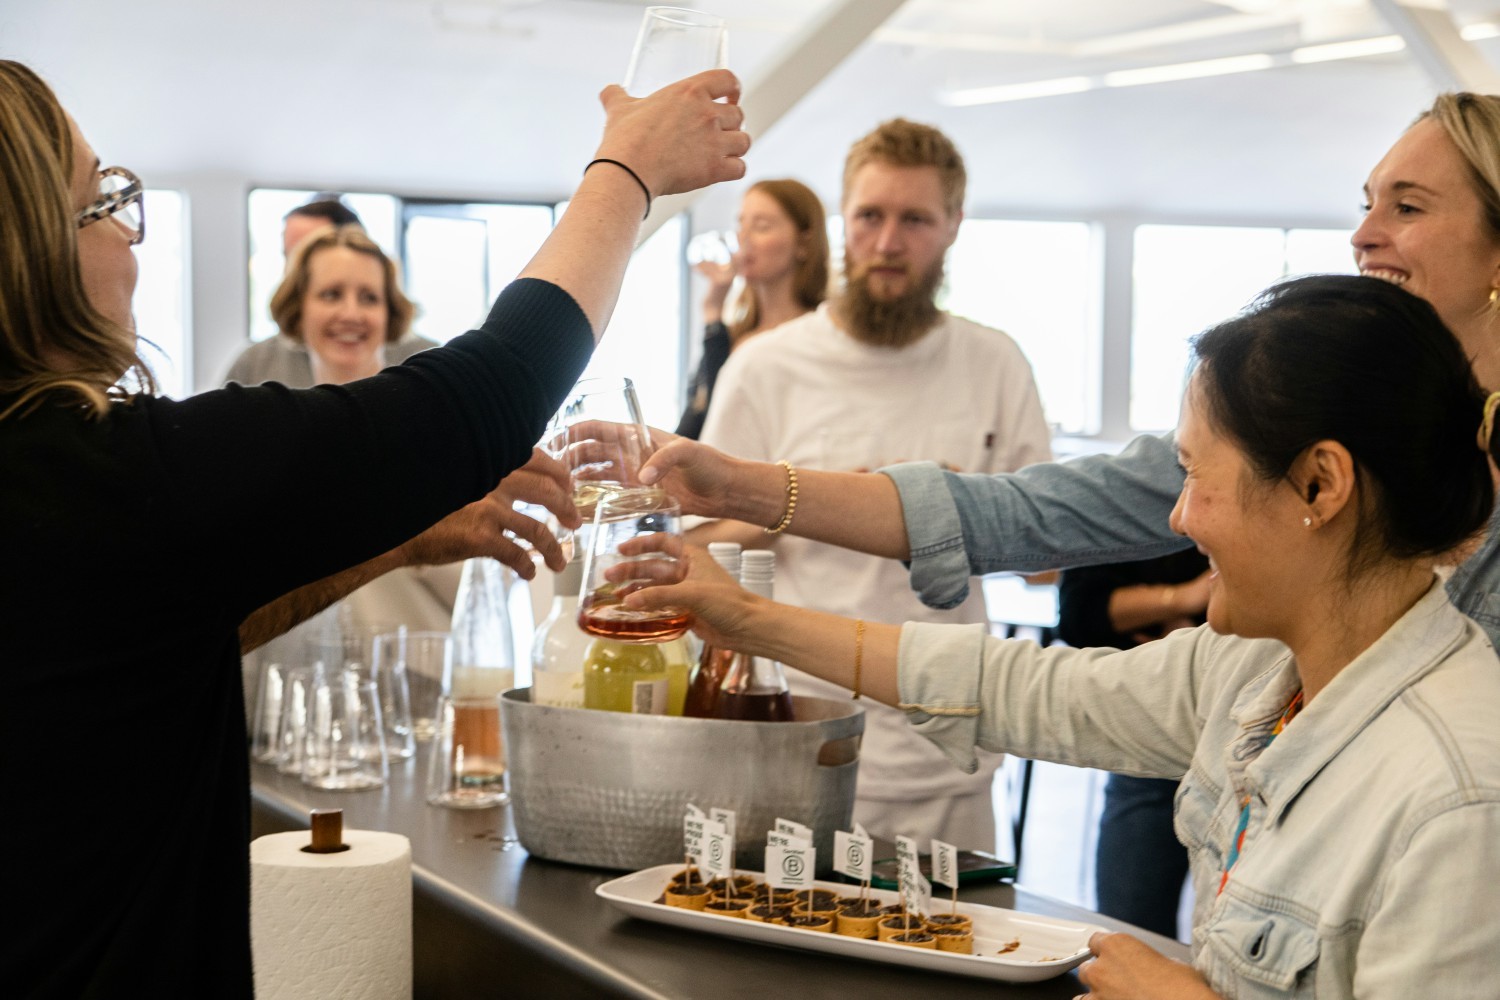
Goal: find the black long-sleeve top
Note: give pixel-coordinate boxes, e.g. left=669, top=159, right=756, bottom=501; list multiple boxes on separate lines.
left=674, top=320, right=731, bottom=440
left=1056, top=548, right=1210, bottom=650
left=0, top=278, right=593, bottom=998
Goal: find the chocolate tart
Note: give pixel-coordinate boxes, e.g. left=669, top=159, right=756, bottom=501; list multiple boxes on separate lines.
left=746, top=903, right=795, bottom=925
left=891, top=931, right=937, bottom=949
left=783, top=913, right=834, bottom=933
left=924, top=913, right=973, bottom=933
left=834, top=904, right=882, bottom=939
left=930, top=926, right=973, bottom=954
left=702, top=897, right=753, bottom=919
left=708, top=875, right=759, bottom=896
left=663, top=883, right=711, bottom=910
left=876, top=914, right=925, bottom=942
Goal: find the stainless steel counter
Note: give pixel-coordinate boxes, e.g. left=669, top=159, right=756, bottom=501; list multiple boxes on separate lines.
left=251, top=745, right=1189, bottom=999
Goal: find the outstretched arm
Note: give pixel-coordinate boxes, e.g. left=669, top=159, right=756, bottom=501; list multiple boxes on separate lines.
left=240, top=449, right=578, bottom=653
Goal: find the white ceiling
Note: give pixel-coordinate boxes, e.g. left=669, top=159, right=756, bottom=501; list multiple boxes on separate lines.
left=6, top=0, right=1497, bottom=227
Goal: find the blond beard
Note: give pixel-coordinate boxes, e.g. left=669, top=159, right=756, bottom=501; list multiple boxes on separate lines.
left=835, top=255, right=945, bottom=348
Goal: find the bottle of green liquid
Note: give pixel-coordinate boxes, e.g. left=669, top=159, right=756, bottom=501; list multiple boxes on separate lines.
left=583, top=638, right=670, bottom=714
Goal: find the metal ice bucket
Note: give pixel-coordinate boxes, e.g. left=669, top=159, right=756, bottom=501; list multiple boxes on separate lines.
left=501, top=690, right=864, bottom=872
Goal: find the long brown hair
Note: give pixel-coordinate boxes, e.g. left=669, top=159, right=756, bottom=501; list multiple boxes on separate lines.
left=0, top=60, right=152, bottom=420
left=728, top=179, right=829, bottom=339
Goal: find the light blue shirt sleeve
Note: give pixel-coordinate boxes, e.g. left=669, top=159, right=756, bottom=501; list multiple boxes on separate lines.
left=882, top=432, right=1194, bottom=610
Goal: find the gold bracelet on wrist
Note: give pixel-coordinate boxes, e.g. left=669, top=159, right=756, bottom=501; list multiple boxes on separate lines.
left=852, top=618, right=865, bottom=700
left=765, top=460, right=799, bottom=534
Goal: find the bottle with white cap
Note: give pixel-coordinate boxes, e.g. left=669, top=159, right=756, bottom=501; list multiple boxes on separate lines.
left=714, top=550, right=794, bottom=722
left=681, top=542, right=742, bottom=718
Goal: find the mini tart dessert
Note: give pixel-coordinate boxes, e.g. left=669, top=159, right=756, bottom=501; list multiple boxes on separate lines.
left=708, top=875, right=759, bottom=896
left=791, top=897, right=839, bottom=919
left=703, top=897, right=753, bottom=919
left=663, top=883, right=711, bottom=910
left=783, top=913, right=834, bottom=933
left=877, top=903, right=906, bottom=916
left=804, top=888, right=840, bottom=906
left=669, top=868, right=706, bottom=887
left=891, top=931, right=937, bottom=949
left=876, top=914, right=925, bottom=942
left=930, top=926, right=973, bottom=954
left=924, top=913, right=973, bottom=933
left=746, top=903, right=795, bottom=925
left=834, top=905, right=882, bottom=939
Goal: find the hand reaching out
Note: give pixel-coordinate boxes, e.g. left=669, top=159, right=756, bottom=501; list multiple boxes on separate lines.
left=394, top=448, right=580, bottom=579
left=1074, top=932, right=1219, bottom=1000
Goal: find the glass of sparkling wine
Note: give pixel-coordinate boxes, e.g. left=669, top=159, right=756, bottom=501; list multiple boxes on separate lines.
left=545, top=377, right=654, bottom=540
left=623, top=6, right=728, bottom=98
left=578, top=487, right=692, bottom=643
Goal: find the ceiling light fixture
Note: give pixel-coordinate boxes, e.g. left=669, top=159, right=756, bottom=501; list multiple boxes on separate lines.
left=939, top=22, right=1497, bottom=108
left=1102, top=53, right=1276, bottom=87
left=1290, top=34, right=1406, bottom=63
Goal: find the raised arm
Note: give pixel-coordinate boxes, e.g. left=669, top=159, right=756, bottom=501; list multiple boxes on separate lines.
left=520, top=71, right=748, bottom=338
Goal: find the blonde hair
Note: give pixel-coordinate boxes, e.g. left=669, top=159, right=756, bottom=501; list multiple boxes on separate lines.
left=270, top=224, right=414, bottom=344
left=0, top=60, right=152, bottom=421
left=842, top=118, right=966, bottom=219
left=1419, top=92, right=1500, bottom=239
left=728, top=179, right=829, bottom=338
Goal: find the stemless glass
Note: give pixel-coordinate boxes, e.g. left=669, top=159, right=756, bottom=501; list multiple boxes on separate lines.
left=301, top=668, right=388, bottom=791
left=578, top=487, right=692, bottom=643
left=623, top=6, right=729, bottom=98
left=687, top=229, right=738, bottom=267
left=426, top=694, right=508, bottom=809
left=545, top=377, right=654, bottom=531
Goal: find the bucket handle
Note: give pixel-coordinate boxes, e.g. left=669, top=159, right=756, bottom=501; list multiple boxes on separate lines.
left=816, top=733, right=861, bottom=767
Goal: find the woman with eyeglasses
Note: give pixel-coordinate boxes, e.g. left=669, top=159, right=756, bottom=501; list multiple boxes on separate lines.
left=0, top=59, right=747, bottom=996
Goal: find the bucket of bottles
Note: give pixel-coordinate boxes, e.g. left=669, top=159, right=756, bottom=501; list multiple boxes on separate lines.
left=501, top=690, right=864, bottom=871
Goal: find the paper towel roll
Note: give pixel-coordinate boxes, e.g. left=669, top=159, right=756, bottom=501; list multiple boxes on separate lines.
left=251, top=829, right=412, bottom=1000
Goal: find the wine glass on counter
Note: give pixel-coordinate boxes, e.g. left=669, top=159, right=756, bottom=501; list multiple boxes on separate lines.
left=578, top=487, right=692, bottom=643
left=622, top=6, right=728, bottom=98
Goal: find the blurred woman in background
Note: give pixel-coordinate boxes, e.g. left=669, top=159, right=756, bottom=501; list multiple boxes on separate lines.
left=676, top=178, right=828, bottom=438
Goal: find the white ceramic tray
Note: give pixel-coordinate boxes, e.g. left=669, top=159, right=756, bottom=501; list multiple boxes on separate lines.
left=596, top=863, right=1100, bottom=983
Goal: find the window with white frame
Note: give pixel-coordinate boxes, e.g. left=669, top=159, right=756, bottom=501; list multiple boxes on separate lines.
left=944, top=219, right=1101, bottom=435
left=1130, top=225, right=1354, bottom=432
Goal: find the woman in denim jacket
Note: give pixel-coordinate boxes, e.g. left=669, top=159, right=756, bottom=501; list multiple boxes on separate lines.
left=634, top=275, right=1500, bottom=999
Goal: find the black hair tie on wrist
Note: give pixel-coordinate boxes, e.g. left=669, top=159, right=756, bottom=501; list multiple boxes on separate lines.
left=584, top=158, right=652, bottom=220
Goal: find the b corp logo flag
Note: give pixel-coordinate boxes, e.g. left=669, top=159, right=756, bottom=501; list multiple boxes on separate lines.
left=931, top=839, right=960, bottom=891
left=896, top=835, right=929, bottom=916
left=765, top=844, right=816, bottom=890
left=835, top=829, right=872, bottom=882
left=703, top=821, right=733, bottom=880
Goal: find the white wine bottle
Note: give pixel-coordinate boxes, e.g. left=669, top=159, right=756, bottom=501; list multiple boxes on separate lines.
left=530, top=554, right=588, bottom=709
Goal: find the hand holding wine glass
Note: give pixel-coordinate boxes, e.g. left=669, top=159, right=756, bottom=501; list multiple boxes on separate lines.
left=623, top=6, right=728, bottom=99
left=579, top=488, right=693, bottom=643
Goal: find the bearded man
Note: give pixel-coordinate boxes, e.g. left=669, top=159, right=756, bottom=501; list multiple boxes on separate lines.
left=691, top=119, right=1052, bottom=850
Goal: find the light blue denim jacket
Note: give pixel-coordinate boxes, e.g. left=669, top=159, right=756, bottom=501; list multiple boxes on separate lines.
left=883, top=434, right=1500, bottom=645
left=897, top=584, right=1500, bottom=999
